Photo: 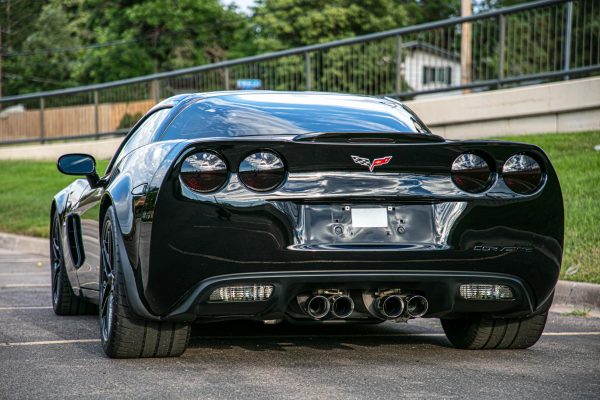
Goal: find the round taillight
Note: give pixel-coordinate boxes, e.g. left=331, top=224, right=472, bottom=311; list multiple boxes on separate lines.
left=238, top=151, right=286, bottom=192
left=180, top=151, right=228, bottom=193
left=502, top=154, right=543, bottom=194
left=451, top=153, right=492, bottom=193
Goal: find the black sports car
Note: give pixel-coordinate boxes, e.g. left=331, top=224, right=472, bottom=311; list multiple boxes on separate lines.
left=51, top=92, right=563, bottom=358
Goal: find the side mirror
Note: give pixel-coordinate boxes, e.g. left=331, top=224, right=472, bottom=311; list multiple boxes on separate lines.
left=57, top=154, right=100, bottom=186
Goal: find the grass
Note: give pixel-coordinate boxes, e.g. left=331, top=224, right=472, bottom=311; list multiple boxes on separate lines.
left=0, top=160, right=108, bottom=237
left=497, top=131, right=600, bottom=284
left=562, top=307, right=592, bottom=317
left=0, top=131, right=598, bottom=283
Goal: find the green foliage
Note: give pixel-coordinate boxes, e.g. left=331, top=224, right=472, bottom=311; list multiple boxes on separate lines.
left=72, top=0, right=254, bottom=83
left=4, top=2, right=81, bottom=94
left=253, top=0, right=408, bottom=51
left=400, top=0, right=461, bottom=25
left=249, top=0, right=410, bottom=93
left=0, top=159, right=109, bottom=237
left=118, top=112, right=143, bottom=129
left=497, top=131, right=600, bottom=285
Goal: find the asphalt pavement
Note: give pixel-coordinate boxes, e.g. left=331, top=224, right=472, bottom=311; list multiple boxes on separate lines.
left=0, top=248, right=599, bottom=399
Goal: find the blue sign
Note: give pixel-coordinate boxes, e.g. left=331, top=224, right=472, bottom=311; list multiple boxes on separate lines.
left=236, top=79, right=262, bottom=90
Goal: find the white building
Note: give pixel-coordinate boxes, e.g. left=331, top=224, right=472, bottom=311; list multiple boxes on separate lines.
left=401, top=41, right=462, bottom=98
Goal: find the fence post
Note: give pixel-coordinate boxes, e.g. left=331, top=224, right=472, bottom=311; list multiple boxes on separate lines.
left=498, top=14, right=505, bottom=87
left=460, top=0, right=473, bottom=93
left=150, top=79, right=160, bottom=103
left=304, top=52, right=311, bottom=91
left=563, top=1, right=573, bottom=80
left=224, top=67, right=230, bottom=90
left=395, top=35, right=403, bottom=96
left=39, top=97, right=45, bottom=144
left=94, top=90, right=100, bottom=140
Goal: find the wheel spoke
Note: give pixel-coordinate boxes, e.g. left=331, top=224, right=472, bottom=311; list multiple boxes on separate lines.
left=52, top=265, right=59, bottom=292
left=100, top=282, right=111, bottom=316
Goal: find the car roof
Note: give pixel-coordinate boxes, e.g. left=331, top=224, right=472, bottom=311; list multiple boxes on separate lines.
left=152, top=91, right=399, bottom=111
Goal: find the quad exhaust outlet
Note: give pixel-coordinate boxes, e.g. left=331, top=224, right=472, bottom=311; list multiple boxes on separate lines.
left=301, top=291, right=428, bottom=320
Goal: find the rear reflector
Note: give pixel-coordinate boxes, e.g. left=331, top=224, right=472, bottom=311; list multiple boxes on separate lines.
left=209, top=284, right=274, bottom=302
left=459, top=284, right=514, bottom=300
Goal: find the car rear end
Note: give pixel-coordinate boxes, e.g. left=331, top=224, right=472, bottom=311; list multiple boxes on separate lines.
left=142, top=134, right=562, bottom=327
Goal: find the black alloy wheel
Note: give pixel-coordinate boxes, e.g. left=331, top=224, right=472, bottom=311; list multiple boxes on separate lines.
left=100, top=218, right=116, bottom=343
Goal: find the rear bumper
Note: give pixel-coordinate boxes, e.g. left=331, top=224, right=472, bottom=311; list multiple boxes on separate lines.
left=124, top=269, right=551, bottom=323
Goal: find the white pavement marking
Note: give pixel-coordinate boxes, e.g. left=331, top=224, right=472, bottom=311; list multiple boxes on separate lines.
left=542, top=332, right=600, bottom=336
left=0, top=306, right=52, bottom=310
left=0, top=284, right=50, bottom=288
left=0, top=339, right=101, bottom=347
left=0, top=272, right=47, bottom=276
left=0, top=332, right=598, bottom=348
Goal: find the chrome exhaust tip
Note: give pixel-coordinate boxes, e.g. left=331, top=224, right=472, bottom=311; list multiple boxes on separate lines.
left=406, top=295, right=428, bottom=318
left=376, top=295, right=405, bottom=319
left=305, top=295, right=331, bottom=319
left=330, top=295, right=355, bottom=319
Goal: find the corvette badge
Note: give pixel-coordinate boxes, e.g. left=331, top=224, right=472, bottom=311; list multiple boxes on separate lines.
left=351, top=155, right=393, bottom=172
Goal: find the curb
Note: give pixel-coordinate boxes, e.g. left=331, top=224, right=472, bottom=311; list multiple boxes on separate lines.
left=0, top=231, right=598, bottom=312
left=554, top=281, right=600, bottom=313
left=0, top=232, right=48, bottom=257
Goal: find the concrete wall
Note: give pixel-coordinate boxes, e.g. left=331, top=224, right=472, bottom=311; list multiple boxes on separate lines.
left=405, top=76, right=600, bottom=139
left=0, top=77, right=599, bottom=160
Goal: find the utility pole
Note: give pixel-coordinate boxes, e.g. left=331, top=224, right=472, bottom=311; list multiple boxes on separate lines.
left=461, top=0, right=472, bottom=93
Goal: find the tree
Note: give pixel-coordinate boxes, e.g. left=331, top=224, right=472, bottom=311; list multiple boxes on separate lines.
left=72, top=0, right=254, bottom=85
left=253, top=0, right=409, bottom=51
left=7, top=2, right=80, bottom=94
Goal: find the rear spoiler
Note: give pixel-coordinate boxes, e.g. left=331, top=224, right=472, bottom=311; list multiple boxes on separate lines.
left=293, top=131, right=445, bottom=144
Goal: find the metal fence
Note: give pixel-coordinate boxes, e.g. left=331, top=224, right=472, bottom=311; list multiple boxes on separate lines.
left=0, top=0, right=599, bottom=145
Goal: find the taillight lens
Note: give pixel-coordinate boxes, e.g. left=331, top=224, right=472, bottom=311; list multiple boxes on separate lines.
left=238, top=151, right=286, bottom=192
left=180, top=151, right=228, bottom=193
left=502, top=154, right=543, bottom=194
left=451, top=153, right=492, bottom=193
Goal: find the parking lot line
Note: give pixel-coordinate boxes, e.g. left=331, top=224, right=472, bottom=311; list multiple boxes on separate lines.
left=1, top=332, right=598, bottom=348
left=0, top=339, right=100, bottom=347
left=0, top=306, right=52, bottom=310
left=0, top=284, right=50, bottom=288
left=0, top=272, right=47, bottom=276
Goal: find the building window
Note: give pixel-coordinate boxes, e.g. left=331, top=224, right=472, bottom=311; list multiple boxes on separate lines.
left=423, top=66, right=452, bottom=85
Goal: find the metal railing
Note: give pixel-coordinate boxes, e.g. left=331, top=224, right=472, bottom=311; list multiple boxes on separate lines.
left=0, top=0, right=598, bottom=145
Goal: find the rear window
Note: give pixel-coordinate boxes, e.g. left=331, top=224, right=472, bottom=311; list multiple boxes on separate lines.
left=162, top=93, right=428, bottom=140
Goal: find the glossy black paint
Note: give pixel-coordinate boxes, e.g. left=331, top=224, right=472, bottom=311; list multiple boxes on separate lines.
left=51, top=91, right=563, bottom=324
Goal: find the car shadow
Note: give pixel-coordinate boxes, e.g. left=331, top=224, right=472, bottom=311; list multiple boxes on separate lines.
left=186, top=319, right=451, bottom=353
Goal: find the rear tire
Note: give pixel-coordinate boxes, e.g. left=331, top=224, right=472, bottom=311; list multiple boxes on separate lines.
left=441, top=311, right=549, bottom=350
left=99, top=206, right=190, bottom=358
left=50, top=213, right=96, bottom=315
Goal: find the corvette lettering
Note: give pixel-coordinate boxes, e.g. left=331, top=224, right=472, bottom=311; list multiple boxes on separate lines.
left=473, top=245, right=533, bottom=253
left=351, top=155, right=393, bottom=172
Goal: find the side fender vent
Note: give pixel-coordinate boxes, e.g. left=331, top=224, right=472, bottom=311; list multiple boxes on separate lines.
left=66, top=214, right=85, bottom=268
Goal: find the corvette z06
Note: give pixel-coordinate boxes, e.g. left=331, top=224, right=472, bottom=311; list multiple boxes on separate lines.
left=49, top=92, right=563, bottom=358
